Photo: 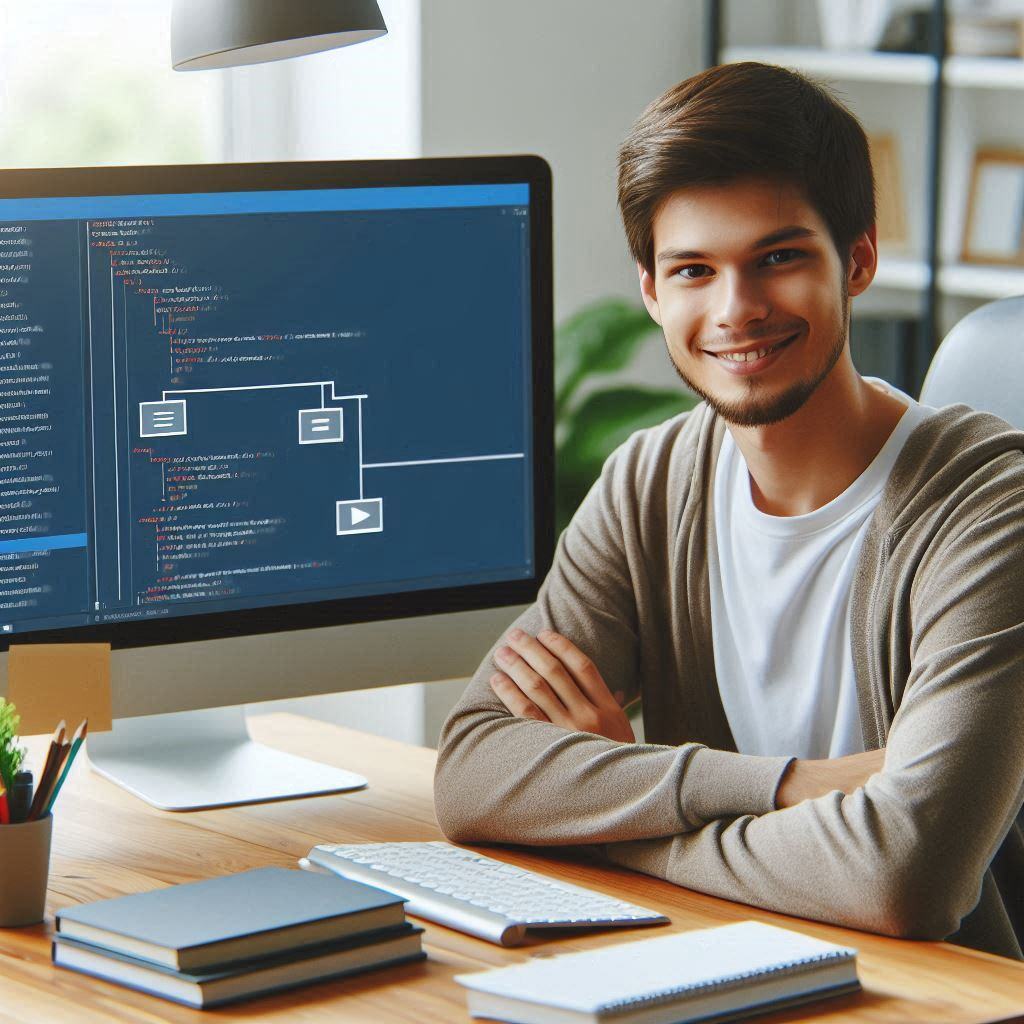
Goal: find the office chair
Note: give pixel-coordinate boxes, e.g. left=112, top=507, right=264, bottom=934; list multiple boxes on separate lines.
left=919, top=295, right=1024, bottom=428
left=919, top=294, right=1024, bottom=840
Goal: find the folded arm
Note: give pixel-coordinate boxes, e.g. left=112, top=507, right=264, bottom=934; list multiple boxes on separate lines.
left=433, top=432, right=794, bottom=846
left=605, top=487, right=1024, bottom=940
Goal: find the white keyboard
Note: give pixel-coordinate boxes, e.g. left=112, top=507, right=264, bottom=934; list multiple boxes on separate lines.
left=302, top=841, right=669, bottom=947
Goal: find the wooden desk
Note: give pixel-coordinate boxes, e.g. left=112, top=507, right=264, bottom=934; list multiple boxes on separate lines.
left=2, top=713, right=1023, bottom=1023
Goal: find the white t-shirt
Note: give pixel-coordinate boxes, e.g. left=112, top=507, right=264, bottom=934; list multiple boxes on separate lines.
left=709, top=378, right=936, bottom=759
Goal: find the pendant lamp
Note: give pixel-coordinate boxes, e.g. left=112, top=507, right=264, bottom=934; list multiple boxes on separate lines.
left=172, top=0, right=388, bottom=71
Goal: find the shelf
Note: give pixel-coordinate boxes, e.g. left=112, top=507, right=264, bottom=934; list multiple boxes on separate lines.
left=868, top=258, right=1024, bottom=298
left=722, top=46, right=935, bottom=84
left=874, top=256, right=929, bottom=291
left=944, top=56, right=1024, bottom=89
left=722, top=46, right=1024, bottom=90
left=871, top=258, right=1024, bottom=298
left=938, top=263, right=1024, bottom=299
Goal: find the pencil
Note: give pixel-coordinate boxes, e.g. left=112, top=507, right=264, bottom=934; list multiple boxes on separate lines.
left=43, top=719, right=88, bottom=815
left=26, top=720, right=66, bottom=821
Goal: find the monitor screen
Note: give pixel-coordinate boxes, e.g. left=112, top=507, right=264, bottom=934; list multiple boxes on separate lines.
left=0, top=158, right=553, bottom=650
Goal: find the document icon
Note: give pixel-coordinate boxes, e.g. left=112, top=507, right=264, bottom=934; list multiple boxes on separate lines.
left=299, top=407, right=344, bottom=444
left=139, top=401, right=187, bottom=438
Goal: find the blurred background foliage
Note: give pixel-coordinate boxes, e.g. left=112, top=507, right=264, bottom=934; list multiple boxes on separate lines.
left=555, top=298, right=698, bottom=534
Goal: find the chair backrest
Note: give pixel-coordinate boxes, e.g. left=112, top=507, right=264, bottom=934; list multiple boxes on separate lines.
left=919, top=295, right=1024, bottom=429
left=921, top=296, right=1024, bottom=834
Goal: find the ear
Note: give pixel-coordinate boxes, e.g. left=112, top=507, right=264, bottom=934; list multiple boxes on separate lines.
left=846, top=223, right=878, bottom=298
left=638, top=261, right=663, bottom=326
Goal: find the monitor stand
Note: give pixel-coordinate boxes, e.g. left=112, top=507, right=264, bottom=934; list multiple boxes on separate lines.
left=87, top=705, right=368, bottom=811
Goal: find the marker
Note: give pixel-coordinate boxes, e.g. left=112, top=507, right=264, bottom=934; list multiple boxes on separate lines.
left=8, top=770, right=33, bottom=823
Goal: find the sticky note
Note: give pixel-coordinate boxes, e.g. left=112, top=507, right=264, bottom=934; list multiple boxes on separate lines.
left=6, top=644, right=112, bottom=736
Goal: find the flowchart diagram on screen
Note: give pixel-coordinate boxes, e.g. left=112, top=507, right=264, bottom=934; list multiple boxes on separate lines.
left=138, top=379, right=522, bottom=537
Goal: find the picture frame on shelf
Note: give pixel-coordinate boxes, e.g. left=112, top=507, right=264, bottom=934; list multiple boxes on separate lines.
left=962, top=148, right=1024, bottom=266
left=867, top=133, right=908, bottom=252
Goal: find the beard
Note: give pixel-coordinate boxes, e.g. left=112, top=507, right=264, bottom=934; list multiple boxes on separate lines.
left=669, top=283, right=850, bottom=429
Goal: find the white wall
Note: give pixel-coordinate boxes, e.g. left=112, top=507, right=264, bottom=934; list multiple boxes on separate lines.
left=221, top=0, right=420, bottom=162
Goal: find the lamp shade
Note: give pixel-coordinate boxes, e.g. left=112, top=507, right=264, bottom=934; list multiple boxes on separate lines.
left=172, top=0, right=387, bottom=71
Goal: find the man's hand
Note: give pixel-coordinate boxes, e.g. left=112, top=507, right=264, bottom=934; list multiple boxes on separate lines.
left=489, top=628, right=635, bottom=743
left=776, top=747, right=886, bottom=809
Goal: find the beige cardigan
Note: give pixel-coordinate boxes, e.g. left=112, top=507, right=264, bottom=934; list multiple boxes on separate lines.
left=434, top=402, right=1024, bottom=960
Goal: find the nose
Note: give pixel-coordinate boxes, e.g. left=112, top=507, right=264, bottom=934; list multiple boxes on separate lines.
left=715, top=269, right=771, bottom=332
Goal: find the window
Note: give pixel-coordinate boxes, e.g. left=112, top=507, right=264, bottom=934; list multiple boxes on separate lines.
left=0, top=1, right=223, bottom=167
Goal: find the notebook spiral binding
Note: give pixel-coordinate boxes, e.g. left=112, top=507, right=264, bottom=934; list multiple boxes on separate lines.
left=597, top=948, right=855, bottom=1012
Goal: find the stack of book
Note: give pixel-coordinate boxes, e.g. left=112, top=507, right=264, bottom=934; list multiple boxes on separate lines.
left=52, top=867, right=424, bottom=1009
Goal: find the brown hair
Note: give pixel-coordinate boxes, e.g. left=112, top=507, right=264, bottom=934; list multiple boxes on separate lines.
left=617, top=62, right=876, bottom=275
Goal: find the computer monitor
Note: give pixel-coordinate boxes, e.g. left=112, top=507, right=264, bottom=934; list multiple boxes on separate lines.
left=0, top=156, right=553, bottom=809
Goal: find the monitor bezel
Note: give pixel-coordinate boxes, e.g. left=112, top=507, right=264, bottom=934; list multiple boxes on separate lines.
left=0, top=155, right=554, bottom=651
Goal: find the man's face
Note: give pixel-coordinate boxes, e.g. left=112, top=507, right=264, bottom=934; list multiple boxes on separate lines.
left=639, top=178, right=859, bottom=428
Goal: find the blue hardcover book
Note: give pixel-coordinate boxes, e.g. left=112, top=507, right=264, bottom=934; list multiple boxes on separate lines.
left=54, top=867, right=408, bottom=970
left=53, top=924, right=425, bottom=1009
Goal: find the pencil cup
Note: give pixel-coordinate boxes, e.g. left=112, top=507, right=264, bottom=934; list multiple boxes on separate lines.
left=0, top=813, right=52, bottom=926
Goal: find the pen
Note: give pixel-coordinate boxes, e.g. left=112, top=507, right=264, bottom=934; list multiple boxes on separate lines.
left=9, top=770, right=33, bottom=824
left=26, top=720, right=65, bottom=821
left=43, top=719, right=87, bottom=815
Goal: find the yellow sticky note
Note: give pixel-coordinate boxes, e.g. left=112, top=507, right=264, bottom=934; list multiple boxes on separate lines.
left=6, top=643, right=113, bottom=736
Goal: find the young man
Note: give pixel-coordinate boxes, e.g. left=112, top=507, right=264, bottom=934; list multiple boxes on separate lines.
left=433, top=62, right=1024, bottom=960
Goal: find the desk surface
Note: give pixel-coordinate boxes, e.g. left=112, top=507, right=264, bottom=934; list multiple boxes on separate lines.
left=2, top=712, right=1023, bottom=1023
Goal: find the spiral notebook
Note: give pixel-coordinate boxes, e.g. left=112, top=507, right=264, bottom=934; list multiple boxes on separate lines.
left=455, top=920, right=860, bottom=1024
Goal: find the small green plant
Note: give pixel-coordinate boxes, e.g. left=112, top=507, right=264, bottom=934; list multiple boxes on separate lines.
left=555, top=298, right=698, bottom=533
left=0, top=698, right=26, bottom=792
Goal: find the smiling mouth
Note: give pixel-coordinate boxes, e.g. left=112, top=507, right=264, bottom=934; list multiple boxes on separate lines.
left=709, top=333, right=798, bottom=363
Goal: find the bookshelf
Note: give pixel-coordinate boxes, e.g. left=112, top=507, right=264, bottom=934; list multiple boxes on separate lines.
left=704, top=0, right=1024, bottom=394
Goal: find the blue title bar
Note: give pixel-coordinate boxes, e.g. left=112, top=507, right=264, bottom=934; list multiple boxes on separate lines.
left=0, top=183, right=530, bottom=222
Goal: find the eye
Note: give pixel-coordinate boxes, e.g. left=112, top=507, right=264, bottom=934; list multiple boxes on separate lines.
left=674, top=248, right=804, bottom=280
left=676, top=264, right=712, bottom=280
left=763, top=248, right=802, bottom=266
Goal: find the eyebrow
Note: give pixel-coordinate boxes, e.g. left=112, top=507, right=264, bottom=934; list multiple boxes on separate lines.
left=656, top=225, right=819, bottom=263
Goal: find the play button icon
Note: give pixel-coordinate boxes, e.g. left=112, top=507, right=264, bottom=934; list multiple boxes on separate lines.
left=336, top=497, right=383, bottom=535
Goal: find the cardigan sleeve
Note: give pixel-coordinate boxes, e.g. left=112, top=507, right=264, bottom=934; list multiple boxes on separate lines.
left=433, top=426, right=794, bottom=846
left=604, top=483, right=1024, bottom=941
